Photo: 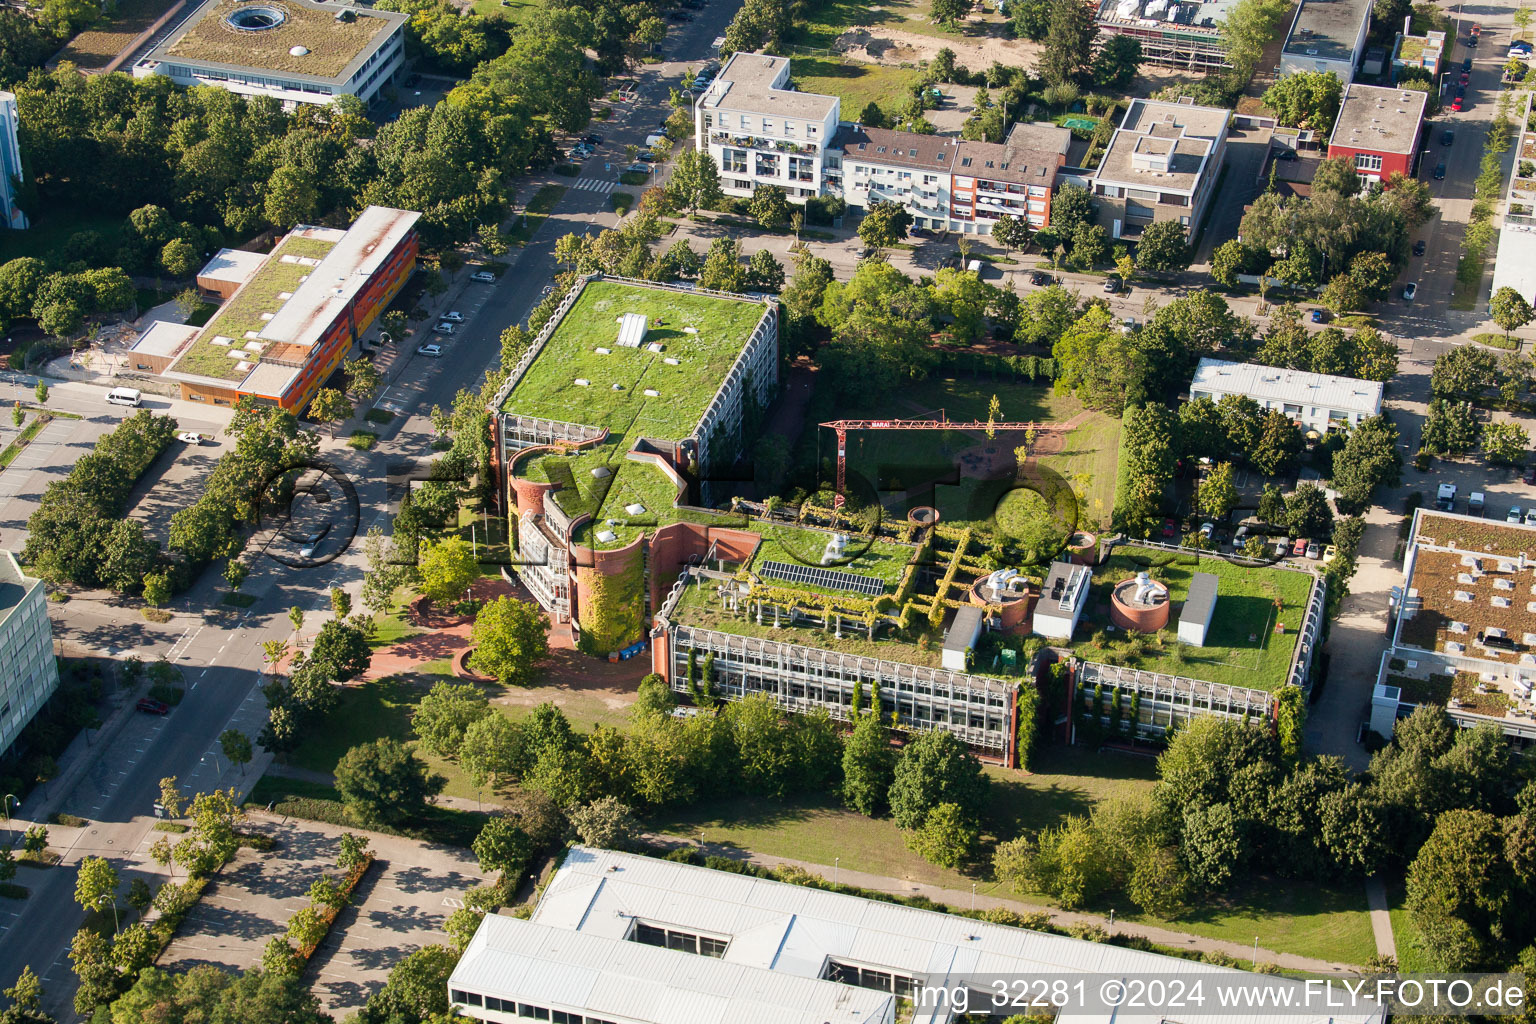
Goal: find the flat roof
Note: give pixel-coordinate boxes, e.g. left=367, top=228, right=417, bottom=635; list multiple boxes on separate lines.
left=446, top=846, right=1384, bottom=1024
left=1190, top=357, right=1383, bottom=416
left=1493, top=224, right=1536, bottom=307
left=197, top=248, right=267, bottom=287
left=700, top=51, right=837, bottom=120
left=0, top=551, right=39, bottom=630
left=154, top=0, right=406, bottom=83
left=1328, top=84, right=1427, bottom=155
left=130, top=321, right=200, bottom=360
left=1182, top=570, right=1219, bottom=626
left=1096, top=0, right=1238, bottom=32
left=1284, top=0, right=1372, bottom=60
left=943, top=605, right=984, bottom=652
left=1093, top=98, right=1226, bottom=193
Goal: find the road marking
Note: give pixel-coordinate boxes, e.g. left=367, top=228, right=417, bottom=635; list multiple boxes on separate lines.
left=573, top=177, right=617, bottom=193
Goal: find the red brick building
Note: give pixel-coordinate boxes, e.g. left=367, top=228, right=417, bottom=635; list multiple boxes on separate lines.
left=1326, top=84, right=1428, bottom=183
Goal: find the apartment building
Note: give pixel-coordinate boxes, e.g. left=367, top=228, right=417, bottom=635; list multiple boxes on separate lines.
left=1090, top=97, right=1229, bottom=240
left=694, top=52, right=839, bottom=201
left=1189, top=357, right=1384, bottom=433
left=0, top=552, right=58, bottom=759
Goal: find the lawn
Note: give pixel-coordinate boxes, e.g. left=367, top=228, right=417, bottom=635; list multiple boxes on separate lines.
left=505, top=185, right=567, bottom=247
left=1037, top=410, right=1121, bottom=530
left=987, top=745, right=1158, bottom=835
left=471, top=0, right=545, bottom=21
left=55, top=0, right=182, bottom=68
left=1070, top=545, right=1317, bottom=691
left=1387, top=882, right=1431, bottom=971
left=788, top=57, right=927, bottom=119
left=502, top=280, right=770, bottom=443
left=168, top=0, right=391, bottom=77
left=0, top=209, right=123, bottom=266
left=170, top=234, right=336, bottom=381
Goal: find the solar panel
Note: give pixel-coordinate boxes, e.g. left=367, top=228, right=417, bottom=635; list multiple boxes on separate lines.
left=758, top=560, right=886, bottom=596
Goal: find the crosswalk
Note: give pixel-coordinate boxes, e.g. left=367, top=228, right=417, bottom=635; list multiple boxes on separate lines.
left=573, top=177, right=618, bottom=193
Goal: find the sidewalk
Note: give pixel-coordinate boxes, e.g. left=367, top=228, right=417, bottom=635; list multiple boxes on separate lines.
left=667, top=841, right=1366, bottom=974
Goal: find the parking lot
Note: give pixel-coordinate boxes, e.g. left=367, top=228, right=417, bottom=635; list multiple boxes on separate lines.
left=160, top=814, right=484, bottom=1015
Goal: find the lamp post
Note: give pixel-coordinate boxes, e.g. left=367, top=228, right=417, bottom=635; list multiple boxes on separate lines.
left=834, top=856, right=840, bottom=886
left=202, top=752, right=220, bottom=777
left=97, top=893, right=119, bottom=935
left=1, top=794, right=16, bottom=825
left=971, top=883, right=976, bottom=910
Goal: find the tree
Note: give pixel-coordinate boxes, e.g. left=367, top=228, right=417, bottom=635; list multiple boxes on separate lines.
left=159, top=777, right=184, bottom=819
left=21, top=825, right=46, bottom=855
left=337, top=832, right=371, bottom=872
left=665, top=148, right=724, bottom=215
left=1283, top=482, right=1334, bottom=539
left=158, top=238, right=199, bottom=280
left=219, top=730, right=252, bottom=776
left=334, top=738, right=444, bottom=826
left=261, top=937, right=303, bottom=976
left=472, top=816, right=532, bottom=875
left=747, top=185, right=790, bottom=231
left=1050, top=185, right=1095, bottom=245
left=1037, top=0, right=1096, bottom=86
left=889, top=730, right=989, bottom=830
left=1421, top=399, right=1482, bottom=455
left=1484, top=421, right=1530, bottom=466
left=459, top=713, right=525, bottom=790
left=1133, top=219, right=1190, bottom=273
left=906, top=802, right=978, bottom=868
left=1311, top=156, right=1362, bottom=198
left=330, top=587, right=352, bottom=620
left=1321, top=273, right=1364, bottom=315
left=1431, top=345, right=1498, bottom=397
left=308, top=388, right=352, bottom=438
left=1180, top=802, right=1243, bottom=886
left=990, top=213, right=1031, bottom=256
left=74, top=856, right=118, bottom=919
left=1406, top=808, right=1515, bottom=970
left=310, top=619, right=371, bottom=682
left=697, top=238, right=746, bottom=292
left=931, top=0, right=968, bottom=28
left=857, top=200, right=913, bottom=252
left=1197, top=461, right=1238, bottom=520
left=841, top=711, right=896, bottom=816
left=344, top=358, right=383, bottom=403
left=470, top=595, right=550, bottom=686
left=1067, top=223, right=1108, bottom=270
left=1331, top=415, right=1402, bottom=512
left=1210, top=239, right=1254, bottom=290
left=367, top=945, right=458, bottom=1023
left=1491, top=286, right=1535, bottom=337
left=1091, top=34, right=1143, bottom=90
left=1250, top=409, right=1303, bottom=475
left=69, top=929, right=116, bottom=1014
left=569, top=796, right=642, bottom=849
left=412, top=681, right=492, bottom=757
left=32, top=381, right=46, bottom=407
left=418, top=536, right=478, bottom=606
left=1262, top=71, right=1345, bottom=133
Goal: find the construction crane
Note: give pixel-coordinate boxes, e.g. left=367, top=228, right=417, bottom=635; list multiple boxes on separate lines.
left=821, top=414, right=1049, bottom=508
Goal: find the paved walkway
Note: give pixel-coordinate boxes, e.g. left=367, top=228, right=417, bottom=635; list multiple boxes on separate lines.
left=1365, top=877, right=1396, bottom=961
left=363, top=576, right=517, bottom=679
left=669, top=841, right=1365, bottom=974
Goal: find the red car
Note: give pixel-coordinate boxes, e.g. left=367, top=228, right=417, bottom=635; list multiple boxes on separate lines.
left=1452, top=91, right=1466, bottom=111
left=136, top=698, right=170, bottom=715
left=1161, top=518, right=1178, bottom=538
left=1460, top=69, right=1471, bottom=85
left=1524, top=466, right=1536, bottom=485
left=1292, top=537, right=1309, bottom=557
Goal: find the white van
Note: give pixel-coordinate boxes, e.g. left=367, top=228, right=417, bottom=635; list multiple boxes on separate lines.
left=644, top=133, right=667, bottom=149
left=106, top=387, right=142, bottom=407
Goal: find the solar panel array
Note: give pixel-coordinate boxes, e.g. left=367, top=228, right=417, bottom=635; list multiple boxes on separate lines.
left=758, top=560, right=886, bottom=596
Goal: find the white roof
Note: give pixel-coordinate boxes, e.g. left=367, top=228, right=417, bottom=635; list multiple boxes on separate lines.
left=196, top=247, right=267, bottom=286
left=1190, top=357, right=1382, bottom=416
left=130, top=320, right=200, bottom=359
left=260, top=206, right=420, bottom=350
left=1493, top=224, right=1536, bottom=310
left=452, top=915, right=891, bottom=1024
left=443, top=847, right=1385, bottom=1024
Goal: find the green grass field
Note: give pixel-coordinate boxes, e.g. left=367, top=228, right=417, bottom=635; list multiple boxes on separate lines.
left=506, top=185, right=567, bottom=247
left=1038, top=410, right=1121, bottom=530
left=0, top=209, right=123, bottom=267
left=789, top=57, right=927, bottom=118
left=1387, top=882, right=1430, bottom=971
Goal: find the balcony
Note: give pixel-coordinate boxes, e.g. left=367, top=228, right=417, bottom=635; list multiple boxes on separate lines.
left=708, top=133, right=818, bottom=155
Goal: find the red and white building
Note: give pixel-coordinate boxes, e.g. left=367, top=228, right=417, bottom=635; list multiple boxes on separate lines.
left=1326, top=83, right=1428, bottom=183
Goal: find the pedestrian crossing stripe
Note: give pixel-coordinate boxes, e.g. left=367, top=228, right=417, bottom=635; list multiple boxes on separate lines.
left=573, top=178, right=616, bottom=193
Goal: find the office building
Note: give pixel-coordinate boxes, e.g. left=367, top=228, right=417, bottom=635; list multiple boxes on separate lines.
left=1280, top=0, right=1374, bottom=84
left=134, top=0, right=407, bottom=107
left=1189, top=357, right=1384, bottom=433
left=1088, top=97, right=1229, bottom=240
left=0, top=552, right=58, bottom=759
left=1326, top=83, right=1427, bottom=182
left=130, top=206, right=419, bottom=412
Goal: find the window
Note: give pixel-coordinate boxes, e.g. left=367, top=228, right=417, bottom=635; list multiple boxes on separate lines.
left=823, top=958, right=922, bottom=998
left=1354, top=152, right=1383, bottom=171
left=629, top=919, right=730, bottom=957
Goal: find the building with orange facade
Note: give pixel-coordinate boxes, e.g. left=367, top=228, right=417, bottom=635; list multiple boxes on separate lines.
left=130, top=206, right=418, bottom=413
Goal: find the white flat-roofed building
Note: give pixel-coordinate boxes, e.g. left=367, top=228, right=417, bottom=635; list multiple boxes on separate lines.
left=1189, top=357, right=1383, bottom=432
left=695, top=52, right=839, bottom=202
left=196, top=248, right=268, bottom=300
left=448, top=846, right=1387, bottom=1024
left=0, top=551, right=58, bottom=758
left=1033, top=560, right=1091, bottom=639
left=1089, top=97, right=1229, bottom=241
left=133, top=0, right=407, bottom=108
left=1280, top=0, right=1373, bottom=84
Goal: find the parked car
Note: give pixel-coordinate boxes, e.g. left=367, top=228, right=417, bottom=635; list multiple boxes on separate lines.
left=1460, top=69, right=1471, bottom=85
left=1292, top=537, right=1309, bottom=557
left=417, top=343, right=444, bottom=358
left=1452, top=91, right=1466, bottom=111
left=1276, top=148, right=1298, bottom=161
left=1030, top=271, right=1051, bottom=285
left=1200, top=521, right=1215, bottom=539
left=299, top=524, right=329, bottom=559
left=1525, top=508, right=1536, bottom=527
left=1310, top=308, right=1328, bottom=323
left=136, top=698, right=170, bottom=715
left=1510, top=506, right=1524, bottom=523
left=1120, top=317, right=1137, bottom=333
left=1103, top=276, right=1120, bottom=293
left=638, top=152, right=658, bottom=162
left=1305, top=541, right=1321, bottom=559
left=470, top=270, right=495, bottom=283
left=1403, top=282, right=1418, bottom=301
left=1512, top=41, right=1534, bottom=56
left=1413, top=239, right=1427, bottom=256
left=440, top=311, right=465, bottom=322
left=1434, top=162, right=1447, bottom=180
left=583, top=133, right=604, bottom=145
left=1322, top=544, right=1338, bottom=564
left=176, top=431, right=210, bottom=445
left=1161, top=517, right=1178, bottom=538
left=624, top=162, right=649, bottom=174
left=1464, top=56, right=1474, bottom=71
left=1442, top=128, right=1456, bottom=146
left=1525, top=465, right=1536, bottom=485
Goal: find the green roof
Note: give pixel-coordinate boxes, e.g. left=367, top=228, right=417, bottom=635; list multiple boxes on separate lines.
left=1070, top=545, right=1316, bottom=692
left=752, top=527, right=915, bottom=595
left=169, top=235, right=337, bottom=382
left=502, top=281, right=769, bottom=447
left=166, top=0, right=391, bottom=77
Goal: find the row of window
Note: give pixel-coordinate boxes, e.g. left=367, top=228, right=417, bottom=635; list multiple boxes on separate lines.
left=718, top=113, right=822, bottom=139
left=449, top=991, right=616, bottom=1024
left=629, top=920, right=729, bottom=957
left=674, top=648, right=1006, bottom=704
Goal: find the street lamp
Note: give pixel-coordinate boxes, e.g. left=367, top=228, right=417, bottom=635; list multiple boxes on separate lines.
left=1, top=794, right=16, bottom=824
left=96, top=893, right=119, bottom=935
left=834, top=856, right=840, bottom=886
left=202, top=752, right=221, bottom=776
